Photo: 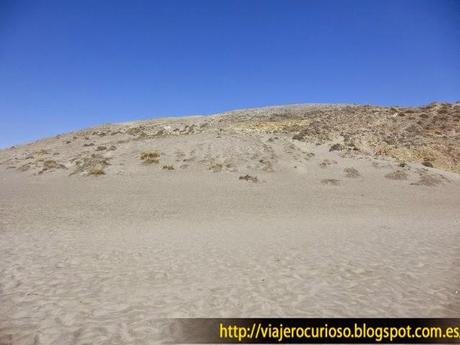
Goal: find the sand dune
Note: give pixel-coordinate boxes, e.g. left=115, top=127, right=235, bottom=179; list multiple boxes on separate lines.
left=0, top=103, right=459, bottom=344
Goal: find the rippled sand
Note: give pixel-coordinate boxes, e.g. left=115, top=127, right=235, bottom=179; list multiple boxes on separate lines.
left=1, top=153, right=459, bottom=344
left=1, top=104, right=459, bottom=344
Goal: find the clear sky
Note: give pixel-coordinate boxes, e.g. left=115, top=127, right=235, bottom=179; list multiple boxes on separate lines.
left=0, top=0, right=459, bottom=147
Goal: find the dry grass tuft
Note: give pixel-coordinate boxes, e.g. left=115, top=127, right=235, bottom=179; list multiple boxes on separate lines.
left=411, top=173, right=446, bottom=187
left=209, top=163, right=223, bottom=173
left=17, top=163, right=31, bottom=172
left=319, top=159, right=337, bottom=168
left=239, top=174, right=258, bottom=183
left=321, top=179, right=340, bottom=186
left=344, top=167, right=361, bottom=178
left=330, top=143, right=345, bottom=152
left=384, top=170, right=408, bottom=180
left=39, top=160, right=67, bottom=174
left=88, top=164, right=106, bottom=176
left=257, top=159, right=274, bottom=172
left=140, top=151, right=160, bottom=164
left=71, top=154, right=110, bottom=176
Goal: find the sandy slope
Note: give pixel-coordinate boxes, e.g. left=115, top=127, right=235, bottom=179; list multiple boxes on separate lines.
left=0, top=104, right=459, bottom=344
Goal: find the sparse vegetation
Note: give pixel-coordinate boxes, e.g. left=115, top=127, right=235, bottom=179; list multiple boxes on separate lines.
left=88, top=163, right=106, bottom=176
left=344, top=167, right=360, bottom=178
left=411, top=173, right=445, bottom=187
left=2, top=102, right=459, bottom=180
left=236, top=102, right=459, bottom=172
left=43, top=160, right=59, bottom=169
left=329, top=143, right=345, bottom=152
left=17, top=163, right=31, bottom=172
left=384, top=170, right=408, bottom=180
left=257, top=159, right=273, bottom=172
left=71, top=154, right=110, bottom=176
left=39, top=160, right=67, bottom=174
left=319, top=159, right=336, bottom=168
left=209, top=163, right=223, bottom=173
left=208, top=161, right=235, bottom=173
left=239, top=174, right=258, bottom=183
left=321, top=178, right=340, bottom=186
left=140, top=151, right=160, bottom=164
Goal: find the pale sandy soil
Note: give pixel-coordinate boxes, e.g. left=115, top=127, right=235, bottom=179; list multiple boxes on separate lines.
left=0, top=104, right=459, bottom=344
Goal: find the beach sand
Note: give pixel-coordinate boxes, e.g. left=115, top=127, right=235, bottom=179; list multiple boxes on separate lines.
left=1, top=103, right=459, bottom=344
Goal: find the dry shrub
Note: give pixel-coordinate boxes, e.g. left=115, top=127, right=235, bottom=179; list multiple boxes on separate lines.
left=384, top=170, right=408, bottom=180
left=292, top=133, right=304, bottom=141
left=43, top=160, right=59, bottom=169
left=162, top=165, right=175, bottom=170
left=36, top=149, right=49, bottom=155
left=321, top=179, right=340, bottom=186
left=140, top=151, right=160, bottom=164
left=258, top=159, right=273, bottom=172
left=209, top=163, right=223, bottom=173
left=39, top=160, right=66, bottom=174
left=411, top=173, right=446, bottom=187
left=319, top=159, right=336, bottom=168
left=17, top=163, right=31, bottom=172
left=344, top=167, right=361, bottom=178
left=88, top=163, right=106, bottom=175
left=71, top=154, right=110, bottom=176
left=239, top=174, right=258, bottom=183
left=329, top=143, right=345, bottom=152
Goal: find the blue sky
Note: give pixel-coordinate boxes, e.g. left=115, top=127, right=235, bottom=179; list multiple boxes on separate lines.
left=0, top=0, right=459, bottom=147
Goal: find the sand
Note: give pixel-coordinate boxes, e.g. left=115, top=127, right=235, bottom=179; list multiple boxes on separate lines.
left=0, top=103, right=459, bottom=344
